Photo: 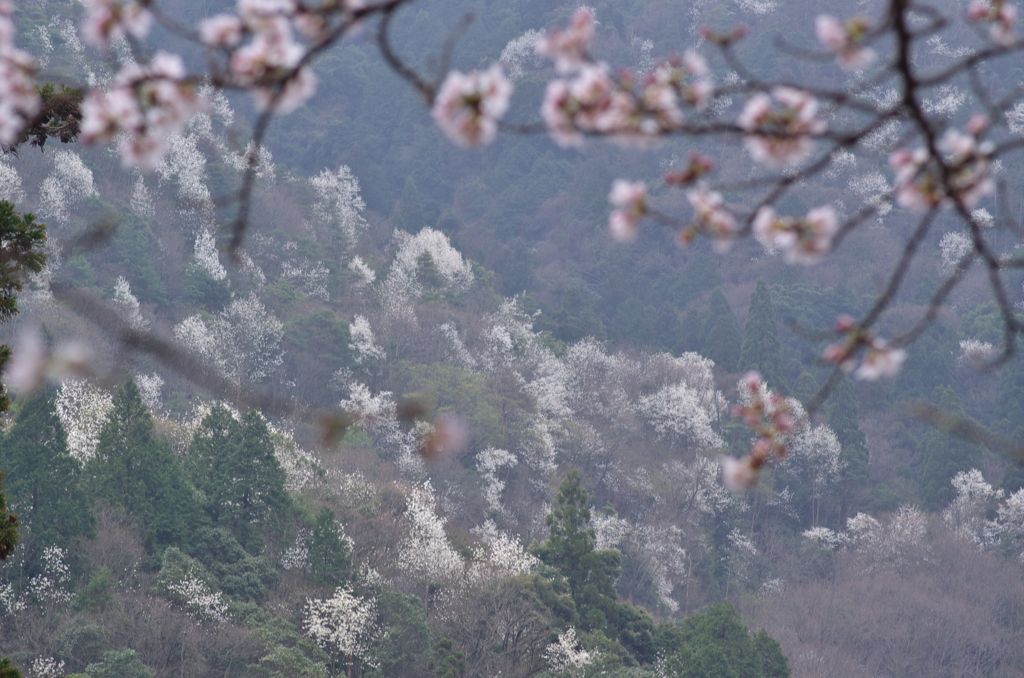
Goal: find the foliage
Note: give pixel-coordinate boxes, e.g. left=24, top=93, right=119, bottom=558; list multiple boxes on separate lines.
left=738, top=281, right=786, bottom=393
left=0, top=390, right=94, bottom=571
left=658, top=604, right=790, bottom=678
left=305, top=507, right=352, bottom=588
left=80, top=649, right=154, bottom=678
left=0, top=471, right=17, bottom=561
left=85, top=380, right=200, bottom=551
left=0, top=201, right=46, bottom=413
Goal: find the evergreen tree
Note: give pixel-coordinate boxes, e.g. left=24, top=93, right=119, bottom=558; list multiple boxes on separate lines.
left=995, top=341, right=1024, bottom=436
left=702, top=289, right=741, bottom=372
left=0, top=201, right=47, bottom=415
left=231, top=412, right=291, bottom=552
left=305, top=507, right=352, bottom=587
left=87, top=380, right=199, bottom=551
left=533, top=472, right=621, bottom=636
left=0, top=392, right=94, bottom=570
left=791, top=371, right=818, bottom=407
left=739, top=281, right=786, bottom=392
left=658, top=603, right=790, bottom=678
left=81, top=649, right=153, bottom=678
left=0, top=471, right=17, bottom=561
left=0, top=658, right=21, bottom=678
left=188, top=406, right=291, bottom=553
left=187, top=404, right=237, bottom=527
left=828, top=379, right=870, bottom=491
left=918, top=386, right=982, bottom=511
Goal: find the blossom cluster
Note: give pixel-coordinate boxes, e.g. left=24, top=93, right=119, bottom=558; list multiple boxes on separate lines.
left=432, top=64, right=512, bottom=147
left=0, top=1, right=41, bottom=146
left=890, top=119, right=995, bottom=212
left=738, top=87, right=825, bottom=167
left=82, top=0, right=151, bottom=48
left=607, top=179, right=647, bottom=242
left=544, top=626, right=595, bottom=673
left=165, top=575, right=229, bottom=623
left=722, top=371, right=797, bottom=491
left=303, top=586, right=378, bottom=664
left=753, top=204, right=839, bottom=264
left=967, top=0, right=1018, bottom=45
left=201, top=0, right=322, bottom=113
left=81, top=52, right=206, bottom=168
left=816, top=15, right=875, bottom=69
left=540, top=49, right=712, bottom=147
left=823, top=315, right=907, bottom=381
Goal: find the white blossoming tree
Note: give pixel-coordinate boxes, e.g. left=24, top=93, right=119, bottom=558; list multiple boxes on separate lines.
left=303, top=586, right=378, bottom=676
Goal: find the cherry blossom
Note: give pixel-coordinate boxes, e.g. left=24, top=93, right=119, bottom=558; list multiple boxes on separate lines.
left=607, top=179, right=647, bottom=242
left=852, top=339, right=906, bottom=380
left=536, top=7, right=596, bottom=73
left=968, top=0, right=1018, bottom=45
left=738, top=87, right=825, bottom=167
left=303, top=586, right=379, bottom=668
left=823, top=319, right=907, bottom=381
left=752, top=204, right=838, bottom=264
left=431, top=64, right=512, bottom=147
left=81, top=52, right=207, bottom=169
left=0, top=3, right=40, bottom=146
left=81, top=0, right=152, bottom=49
left=722, top=371, right=802, bottom=491
left=541, top=63, right=615, bottom=147
left=198, top=14, right=244, bottom=48
left=816, top=15, right=876, bottom=69
left=683, top=184, right=736, bottom=251
left=544, top=626, right=595, bottom=672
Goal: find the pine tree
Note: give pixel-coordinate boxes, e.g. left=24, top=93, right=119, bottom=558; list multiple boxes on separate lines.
left=0, top=471, right=17, bottom=561
left=918, top=386, right=982, bottom=511
left=533, top=471, right=620, bottom=634
left=306, top=507, right=352, bottom=587
left=0, top=392, right=93, bottom=570
left=828, top=379, right=870, bottom=490
left=0, top=201, right=47, bottom=415
left=739, top=281, right=786, bottom=392
left=188, top=406, right=290, bottom=553
left=702, top=289, right=741, bottom=372
left=87, top=380, right=199, bottom=551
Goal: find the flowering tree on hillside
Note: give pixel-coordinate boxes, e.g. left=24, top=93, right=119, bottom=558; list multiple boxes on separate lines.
left=0, top=0, right=1021, bottom=489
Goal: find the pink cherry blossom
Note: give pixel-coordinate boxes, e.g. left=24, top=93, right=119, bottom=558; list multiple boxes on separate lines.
left=754, top=205, right=838, bottom=264
left=816, top=15, right=875, bottom=69
left=686, top=185, right=736, bottom=251
left=80, top=52, right=207, bottom=168
left=854, top=340, right=906, bottom=380
left=82, top=0, right=152, bottom=49
left=199, top=14, right=245, bottom=47
left=432, top=64, right=512, bottom=147
left=890, top=147, right=942, bottom=211
left=968, top=0, right=1017, bottom=44
left=721, top=455, right=757, bottom=492
left=739, top=87, right=824, bottom=167
left=536, top=7, right=595, bottom=73
left=607, top=179, right=647, bottom=242
left=0, top=7, right=40, bottom=145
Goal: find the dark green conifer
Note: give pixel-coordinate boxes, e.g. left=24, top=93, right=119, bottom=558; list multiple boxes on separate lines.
left=188, top=406, right=290, bottom=553
left=87, top=380, right=199, bottom=551
left=918, top=386, right=982, bottom=510
left=828, top=379, right=870, bottom=490
left=739, top=281, right=787, bottom=392
left=305, top=507, right=352, bottom=587
left=702, top=289, right=741, bottom=372
left=0, top=391, right=94, bottom=569
left=0, top=471, right=17, bottom=561
left=658, top=603, right=791, bottom=678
